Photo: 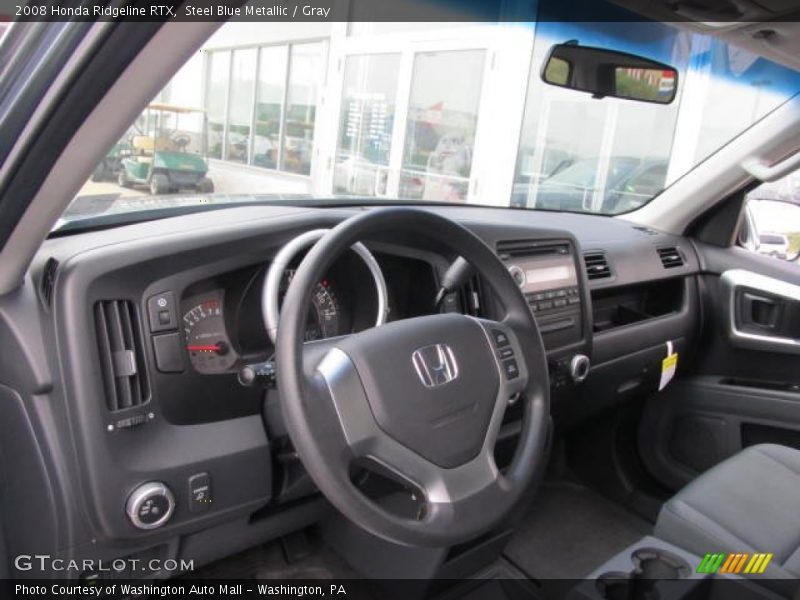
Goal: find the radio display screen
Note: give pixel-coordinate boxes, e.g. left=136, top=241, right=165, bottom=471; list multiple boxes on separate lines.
left=514, top=255, right=578, bottom=294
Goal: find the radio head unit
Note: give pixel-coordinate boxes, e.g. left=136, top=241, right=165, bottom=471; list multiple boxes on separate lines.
left=498, top=241, right=583, bottom=349
left=507, top=254, right=578, bottom=296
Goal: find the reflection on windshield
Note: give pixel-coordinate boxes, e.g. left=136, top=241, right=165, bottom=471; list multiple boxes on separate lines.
left=66, top=1, right=800, bottom=227
left=515, top=157, right=669, bottom=213
left=547, top=158, right=639, bottom=189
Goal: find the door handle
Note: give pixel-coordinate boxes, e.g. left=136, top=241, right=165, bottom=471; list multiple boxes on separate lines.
left=721, top=270, right=800, bottom=354
left=741, top=292, right=781, bottom=330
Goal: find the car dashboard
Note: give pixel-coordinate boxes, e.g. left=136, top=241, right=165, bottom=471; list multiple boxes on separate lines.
left=0, top=203, right=701, bottom=578
left=140, top=246, right=437, bottom=426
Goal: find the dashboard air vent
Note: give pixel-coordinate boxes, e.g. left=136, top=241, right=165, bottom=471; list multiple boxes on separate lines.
left=94, top=300, right=150, bottom=412
left=496, top=240, right=567, bottom=259
left=583, top=252, right=612, bottom=281
left=657, top=247, right=684, bottom=269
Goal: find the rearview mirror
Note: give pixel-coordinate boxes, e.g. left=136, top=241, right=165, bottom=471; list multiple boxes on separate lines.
left=542, top=43, right=678, bottom=105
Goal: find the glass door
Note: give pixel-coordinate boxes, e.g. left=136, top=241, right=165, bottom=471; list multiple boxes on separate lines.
left=328, top=26, right=500, bottom=203
left=333, top=53, right=401, bottom=197
left=399, top=49, right=486, bottom=203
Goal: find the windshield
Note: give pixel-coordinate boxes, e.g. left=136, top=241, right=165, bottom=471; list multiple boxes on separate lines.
left=544, top=158, right=640, bottom=189
left=57, top=8, right=800, bottom=226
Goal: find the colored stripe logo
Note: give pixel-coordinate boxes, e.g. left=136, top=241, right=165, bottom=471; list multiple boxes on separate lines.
left=697, top=552, right=773, bottom=574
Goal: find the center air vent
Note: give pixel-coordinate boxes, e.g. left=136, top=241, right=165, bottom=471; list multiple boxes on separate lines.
left=95, top=300, right=150, bottom=412
left=657, top=247, right=684, bottom=269
left=583, top=252, right=612, bottom=281
left=496, top=240, right=568, bottom=259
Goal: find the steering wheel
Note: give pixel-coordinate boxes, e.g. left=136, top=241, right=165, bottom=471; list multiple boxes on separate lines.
left=172, top=134, right=191, bottom=150
left=276, top=208, right=550, bottom=547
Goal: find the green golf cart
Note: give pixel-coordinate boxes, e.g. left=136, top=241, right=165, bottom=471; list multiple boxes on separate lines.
left=91, top=139, right=127, bottom=182
left=118, top=103, right=214, bottom=195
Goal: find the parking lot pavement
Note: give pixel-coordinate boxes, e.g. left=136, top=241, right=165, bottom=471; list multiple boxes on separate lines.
left=76, top=161, right=311, bottom=200
left=79, top=180, right=145, bottom=198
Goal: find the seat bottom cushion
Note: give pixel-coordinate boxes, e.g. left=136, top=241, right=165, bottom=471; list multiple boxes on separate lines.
left=655, top=444, right=800, bottom=595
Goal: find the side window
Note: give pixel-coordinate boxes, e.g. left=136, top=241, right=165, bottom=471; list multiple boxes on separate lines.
left=742, top=169, right=800, bottom=264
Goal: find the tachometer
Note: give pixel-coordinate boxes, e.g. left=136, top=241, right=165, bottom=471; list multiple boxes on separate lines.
left=281, top=270, right=341, bottom=341
left=263, top=229, right=388, bottom=344
left=183, top=292, right=238, bottom=374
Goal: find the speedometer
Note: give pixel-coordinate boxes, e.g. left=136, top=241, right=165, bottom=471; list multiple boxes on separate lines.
left=183, top=292, right=238, bottom=374
left=281, top=271, right=341, bottom=341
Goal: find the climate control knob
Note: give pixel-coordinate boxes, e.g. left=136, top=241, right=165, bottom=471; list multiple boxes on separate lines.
left=126, top=481, right=175, bottom=530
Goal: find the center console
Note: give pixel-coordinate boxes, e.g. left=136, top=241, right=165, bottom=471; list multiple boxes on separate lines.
left=569, top=536, right=782, bottom=600
left=496, top=239, right=592, bottom=388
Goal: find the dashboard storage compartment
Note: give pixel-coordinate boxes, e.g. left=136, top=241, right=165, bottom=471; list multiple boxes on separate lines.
left=592, top=279, right=684, bottom=333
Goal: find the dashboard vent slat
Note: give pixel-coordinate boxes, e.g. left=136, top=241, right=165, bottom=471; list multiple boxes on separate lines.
left=657, top=247, right=685, bottom=269
left=94, top=300, right=150, bottom=412
left=583, top=251, right=612, bottom=281
left=496, top=240, right=567, bottom=259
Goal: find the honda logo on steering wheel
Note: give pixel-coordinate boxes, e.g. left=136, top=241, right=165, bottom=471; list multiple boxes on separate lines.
left=411, top=344, right=459, bottom=388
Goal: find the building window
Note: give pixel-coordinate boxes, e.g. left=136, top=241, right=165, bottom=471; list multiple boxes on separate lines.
left=226, top=48, right=257, bottom=164
left=283, top=42, right=326, bottom=175
left=399, top=49, right=486, bottom=203
left=206, top=50, right=230, bottom=160
left=205, top=41, right=326, bottom=176
left=254, top=45, right=288, bottom=170
left=334, top=53, right=401, bottom=197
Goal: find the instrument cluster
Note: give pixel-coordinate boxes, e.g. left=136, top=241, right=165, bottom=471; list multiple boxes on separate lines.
left=177, top=244, right=442, bottom=376
left=181, top=270, right=349, bottom=375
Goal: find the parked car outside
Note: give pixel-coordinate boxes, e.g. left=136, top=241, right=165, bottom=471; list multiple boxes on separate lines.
left=512, top=157, right=668, bottom=213
left=759, top=232, right=790, bottom=259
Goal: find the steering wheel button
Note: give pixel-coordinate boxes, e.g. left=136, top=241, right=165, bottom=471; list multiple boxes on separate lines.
left=503, top=358, right=520, bottom=380
left=492, top=329, right=510, bottom=347
left=498, top=347, right=514, bottom=360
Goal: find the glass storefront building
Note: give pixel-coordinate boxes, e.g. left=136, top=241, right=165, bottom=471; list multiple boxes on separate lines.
left=156, top=10, right=800, bottom=209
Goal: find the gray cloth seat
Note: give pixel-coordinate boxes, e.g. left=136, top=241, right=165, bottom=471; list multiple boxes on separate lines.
left=655, top=444, right=800, bottom=596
